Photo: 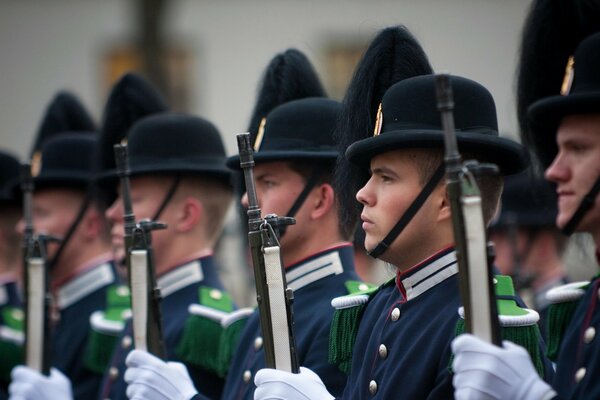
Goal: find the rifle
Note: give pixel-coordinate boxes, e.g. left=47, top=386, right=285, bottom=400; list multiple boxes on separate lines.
left=20, top=164, right=54, bottom=374
left=114, top=144, right=166, bottom=358
left=236, top=132, right=299, bottom=372
left=435, top=74, right=502, bottom=346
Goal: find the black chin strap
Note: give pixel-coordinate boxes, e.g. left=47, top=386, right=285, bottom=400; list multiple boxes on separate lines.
left=151, top=176, right=181, bottom=222
left=49, top=190, right=92, bottom=270
left=368, top=163, right=446, bottom=259
left=279, top=169, right=322, bottom=237
left=561, top=176, right=600, bottom=236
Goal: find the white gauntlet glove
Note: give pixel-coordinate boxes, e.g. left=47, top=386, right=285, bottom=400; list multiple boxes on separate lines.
left=125, top=350, right=198, bottom=400
left=9, top=366, right=73, bottom=400
left=254, top=366, right=334, bottom=400
left=452, top=334, right=556, bottom=400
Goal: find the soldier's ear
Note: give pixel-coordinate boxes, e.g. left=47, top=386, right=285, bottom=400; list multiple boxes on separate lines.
left=175, top=196, right=202, bottom=233
left=437, top=184, right=452, bottom=223
left=310, top=183, right=335, bottom=221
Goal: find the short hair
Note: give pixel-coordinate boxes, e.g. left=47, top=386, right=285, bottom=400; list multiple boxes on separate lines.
left=287, top=160, right=353, bottom=241
left=176, top=176, right=233, bottom=245
left=409, top=148, right=504, bottom=225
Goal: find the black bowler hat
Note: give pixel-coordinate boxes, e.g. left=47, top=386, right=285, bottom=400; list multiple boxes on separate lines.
left=490, top=171, right=557, bottom=230
left=346, top=75, right=528, bottom=175
left=95, top=73, right=168, bottom=177
left=517, top=0, right=600, bottom=168
left=32, top=134, right=99, bottom=191
left=227, top=97, right=341, bottom=169
left=125, top=113, right=231, bottom=183
left=0, top=150, right=21, bottom=204
left=528, top=32, right=600, bottom=166
left=29, top=91, right=96, bottom=176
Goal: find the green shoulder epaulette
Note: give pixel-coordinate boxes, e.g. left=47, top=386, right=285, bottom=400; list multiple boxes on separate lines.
left=328, top=279, right=381, bottom=375
left=545, top=281, right=589, bottom=361
left=217, top=307, right=254, bottom=377
left=175, top=286, right=235, bottom=376
left=453, top=275, right=545, bottom=377
left=0, top=306, right=24, bottom=383
left=84, top=285, right=131, bottom=373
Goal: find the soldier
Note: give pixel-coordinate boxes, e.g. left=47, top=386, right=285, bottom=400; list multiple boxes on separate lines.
left=253, top=29, right=549, bottom=399
left=99, top=111, right=236, bottom=400
left=451, top=31, right=600, bottom=400
left=124, top=49, right=365, bottom=400
left=490, top=171, right=568, bottom=335
left=0, top=150, right=22, bottom=398
left=9, top=92, right=120, bottom=400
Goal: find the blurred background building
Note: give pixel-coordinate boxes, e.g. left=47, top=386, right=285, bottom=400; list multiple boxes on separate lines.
left=1, top=0, right=597, bottom=306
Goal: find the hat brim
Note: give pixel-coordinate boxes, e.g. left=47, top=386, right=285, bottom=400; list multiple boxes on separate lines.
left=33, top=172, right=91, bottom=191
left=95, top=165, right=232, bottom=188
left=346, top=130, right=528, bottom=176
left=226, top=150, right=338, bottom=170
left=528, top=92, right=600, bottom=141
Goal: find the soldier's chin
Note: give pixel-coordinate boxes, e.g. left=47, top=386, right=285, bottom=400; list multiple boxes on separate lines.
left=112, top=246, right=126, bottom=264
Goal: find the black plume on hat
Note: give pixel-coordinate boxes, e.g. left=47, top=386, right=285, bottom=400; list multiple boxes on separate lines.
left=333, top=26, right=433, bottom=233
left=246, top=48, right=326, bottom=142
left=30, top=91, right=96, bottom=158
left=0, top=150, right=21, bottom=204
left=517, top=0, right=600, bottom=168
left=96, top=72, right=168, bottom=176
left=125, top=113, right=231, bottom=184
left=491, top=170, right=557, bottom=230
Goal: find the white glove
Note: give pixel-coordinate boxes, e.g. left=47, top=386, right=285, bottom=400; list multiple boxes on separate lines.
left=9, top=366, right=73, bottom=400
left=452, top=334, right=556, bottom=400
left=124, top=349, right=198, bottom=400
left=254, top=366, right=334, bottom=400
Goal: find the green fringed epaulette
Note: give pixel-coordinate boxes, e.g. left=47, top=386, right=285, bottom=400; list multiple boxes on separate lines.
left=452, top=275, right=545, bottom=377
left=0, top=306, right=24, bottom=383
left=84, top=285, right=131, bottom=373
left=216, top=307, right=254, bottom=377
left=328, top=279, right=380, bottom=374
left=175, top=286, right=234, bottom=375
left=545, top=281, right=589, bottom=361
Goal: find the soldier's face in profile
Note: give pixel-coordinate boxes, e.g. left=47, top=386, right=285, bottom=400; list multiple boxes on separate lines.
left=356, top=149, right=447, bottom=267
left=19, top=188, right=85, bottom=261
left=241, top=161, right=311, bottom=251
left=105, top=176, right=174, bottom=262
left=546, top=114, right=600, bottom=236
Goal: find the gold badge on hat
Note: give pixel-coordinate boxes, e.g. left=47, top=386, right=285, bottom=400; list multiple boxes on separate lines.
left=373, top=103, right=383, bottom=136
left=560, top=56, right=575, bottom=96
left=120, top=138, right=128, bottom=145
left=254, top=117, right=266, bottom=151
left=30, top=151, right=42, bottom=177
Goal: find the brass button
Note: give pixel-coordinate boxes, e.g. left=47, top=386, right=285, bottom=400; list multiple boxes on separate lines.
left=254, top=336, right=263, bottom=350
left=243, top=370, right=252, bottom=383
left=121, top=335, right=132, bottom=349
left=575, top=367, right=586, bottom=383
left=391, top=308, right=400, bottom=321
left=378, top=344, right=388, bottom=359
left=210, top=289, right=223, bottom=300
left=109, top=366, right=119, bottom=380
left=358, top=283, right=369, bottom=291
left=584, top=327, right=596, bottom=344
left=369, top=380, right=378, bottom=395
